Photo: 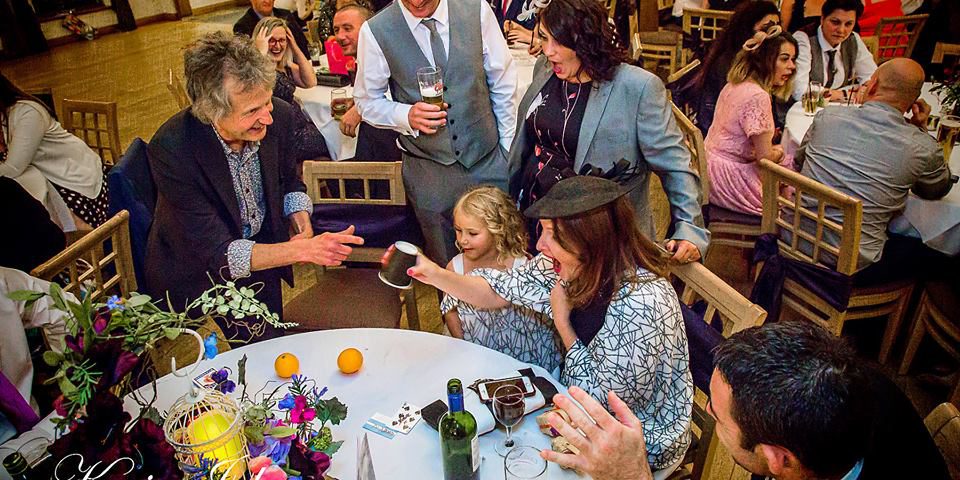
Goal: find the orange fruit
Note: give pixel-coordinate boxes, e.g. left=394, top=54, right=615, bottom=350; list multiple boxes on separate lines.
left=337, top=348, right=363, bottom=374
left=274, top=353, right=299, bottom=378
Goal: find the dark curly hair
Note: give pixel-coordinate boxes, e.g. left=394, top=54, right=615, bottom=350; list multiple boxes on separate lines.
left=538, top=0, right=629, bottom=83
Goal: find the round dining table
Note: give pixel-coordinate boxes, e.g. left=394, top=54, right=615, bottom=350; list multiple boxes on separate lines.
left=295, top=48, right=539, bottom=161
left=122, top=328, right=583, bottom=479
left=782, top=83, right=960, bottom=256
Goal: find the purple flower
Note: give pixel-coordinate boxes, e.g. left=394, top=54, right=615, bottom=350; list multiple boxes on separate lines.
left=92, top=315, right=108, bottom=335
left=290, top=396, right=315, bottom=424
left=217, top=380, right=236, bottom=394
left=278, top=393, right=296, bottom=410
left=211, top=369, right=229, bottom=383
left=313, top=386, right=328, bottom=398
left=65, top=333, right=84, bottom=353
left=249, top=434, right=293, bottom=465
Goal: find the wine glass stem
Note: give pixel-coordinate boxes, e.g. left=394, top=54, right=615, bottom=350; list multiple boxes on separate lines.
left=505, top=426, right=514, bottom=447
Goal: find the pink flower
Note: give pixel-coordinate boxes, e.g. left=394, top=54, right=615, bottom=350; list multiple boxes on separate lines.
left=290, top=396, right=315, bottom=423
left=248, top=456, right=273, bottom=475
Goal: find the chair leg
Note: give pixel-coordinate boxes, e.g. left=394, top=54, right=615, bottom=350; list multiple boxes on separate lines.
left=402, top=287, right=420, bottom=331
left=879, top=286, right=914, bottom=364
left=898, top=302, right=928, bottom=375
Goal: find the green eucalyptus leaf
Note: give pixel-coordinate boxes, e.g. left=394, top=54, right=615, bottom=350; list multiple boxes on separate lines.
left=217, top=305, right=230, bottom=315
left=126, top=295, right=151, bottom=307
left=243, top=425, right=265, bottom=444
left=8, top=290, right=45, bottom=302
left=42, top=351, right=64, bottom=367
left=58, top=376, right=77, bottom=394
left=267, top=426, right=298, bottom=437
left=164, top=327, right=181, bottom=340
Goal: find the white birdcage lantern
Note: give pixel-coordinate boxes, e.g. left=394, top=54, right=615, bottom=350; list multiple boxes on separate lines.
left=161, top=329, right=249, bottom=480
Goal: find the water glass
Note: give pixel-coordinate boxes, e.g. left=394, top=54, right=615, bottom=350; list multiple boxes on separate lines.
left=504, top=446, right=547, bottom=480
left=330, top=88, right=350, bottom=121
left=493, top=385, right=525, bottom=456
left=803, top=81, right=823, bottom=116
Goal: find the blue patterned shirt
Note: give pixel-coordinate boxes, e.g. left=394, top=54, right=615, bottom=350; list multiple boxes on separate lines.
left=213, top=131, right=312, bottom=279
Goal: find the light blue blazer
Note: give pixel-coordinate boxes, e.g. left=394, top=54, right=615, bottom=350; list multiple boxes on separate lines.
left=507, top=57, right=711, bottom=255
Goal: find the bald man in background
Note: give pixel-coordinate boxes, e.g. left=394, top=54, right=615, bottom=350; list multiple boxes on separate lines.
left=798, top=58, right=954, bottom=281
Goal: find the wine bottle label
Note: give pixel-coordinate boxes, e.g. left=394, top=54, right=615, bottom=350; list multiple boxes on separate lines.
left=470, top=435, right=479, bottom=472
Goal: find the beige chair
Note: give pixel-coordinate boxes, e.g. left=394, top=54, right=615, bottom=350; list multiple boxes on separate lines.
left=672, top=103, right=708, bottom=206
left=872, top=14, right=928, bottom=63
left=667, top=261, right=765, bottom=480
left=925, top=403, right=960, bottom=480
left=167, top=69, right=190, bottom=110
left=31, top=210, right=137, bottom=303
left=148, top=317, right=230, bottom=377
left=638, top=36, right=683, bottom=81
left=861, top=35, right=880, bottom=61
left=603, top=0, right=617, bottom=20
left=932, top=42, right=960, bottom=64
left=61, top=99, right=123, bottom=166
left=898, top=281, right=960, bottom=407
left=681, top=8, right=733, bottom=65
left=306, top=19, right=320, bottom=46
left=284, top=160, right=430, bottom=332
left=658, top=0, right=674, bottom=11
left=758, top=159, right=914, bottom=363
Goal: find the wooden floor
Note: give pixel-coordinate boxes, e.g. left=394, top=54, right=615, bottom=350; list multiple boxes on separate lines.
left=1, top=9, right=242, bottom=149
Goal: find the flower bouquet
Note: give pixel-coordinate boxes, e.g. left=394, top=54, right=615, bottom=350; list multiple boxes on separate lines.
left=932, top=67, right=960, bottom=117
left=9, top=279, right=290, bottom=480
left=237, top=364, right=348, bottom=480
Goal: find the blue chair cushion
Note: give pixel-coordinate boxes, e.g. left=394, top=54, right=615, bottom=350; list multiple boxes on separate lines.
left=312, top=203, right=423, bottom=250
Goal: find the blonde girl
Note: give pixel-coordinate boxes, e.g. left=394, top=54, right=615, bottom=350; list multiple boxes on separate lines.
left=441, top=186, right=562, bottom=372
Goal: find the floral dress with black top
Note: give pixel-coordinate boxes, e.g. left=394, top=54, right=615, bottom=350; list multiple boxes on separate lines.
left=517, top=76, right=592, bottom=213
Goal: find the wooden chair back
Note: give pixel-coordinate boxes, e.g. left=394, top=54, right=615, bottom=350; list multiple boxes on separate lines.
left=657, top=0, right=674, bottom=10
left=925, top=402, right=960, bottom=479
left=873, top=14, right=928, bottom=63
left=603, top=0, right=617, bottom=19
left=301, top=161, right=425, bottom=330
left=307, top=19, right=320, bottom=46
left=639, top=41, right=682, bottom=80
left=61, top=99, right=123, bottom=166
left=932, top=42, right=960, bottom=64
left=671, top=261, right=767, bottom=336
left=681, top=8, right=733, bottom=64
left=861, top=35, right=880, bottom=61
left=31, top=210, right=137, bottom=303
left=668, top=261, right=764, bottom=480
left=167, top=69, right=190, bottom=110
left=759, top=159, right=862, bottom=275
left=672, top=103, right=709, bottom=206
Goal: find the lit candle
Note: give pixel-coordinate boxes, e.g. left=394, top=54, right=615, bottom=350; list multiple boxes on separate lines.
left=189, top=411, right=245, bottom=480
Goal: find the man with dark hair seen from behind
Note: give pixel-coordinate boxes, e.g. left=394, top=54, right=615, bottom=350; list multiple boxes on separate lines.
left=235, top=0, right=311, bottom=58
left=146, top=32, right=363, bottom=343
left=539, top=322, right=951, bottom=480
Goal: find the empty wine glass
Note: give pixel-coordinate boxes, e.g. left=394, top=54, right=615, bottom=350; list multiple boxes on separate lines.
left=493, top=384, right=525, bottom=456
left=505, top=445, right=547, bottom=479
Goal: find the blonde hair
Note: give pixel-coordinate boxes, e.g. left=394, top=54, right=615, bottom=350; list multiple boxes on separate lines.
left=253, top=16, right=293, bottom=69
left=453, top=186, right=529, bottom=264
left=727, top=31, right=798, bottom=100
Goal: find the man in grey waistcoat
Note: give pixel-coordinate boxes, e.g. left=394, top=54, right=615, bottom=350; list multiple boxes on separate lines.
left=354, top=0, right=518, bottom=264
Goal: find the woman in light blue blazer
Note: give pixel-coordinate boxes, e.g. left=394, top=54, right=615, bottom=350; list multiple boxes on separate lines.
left=507, top=0, right=710, bottom=262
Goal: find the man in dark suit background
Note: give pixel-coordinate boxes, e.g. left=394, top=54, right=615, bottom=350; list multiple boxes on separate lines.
left=146, top=32, right=362, bottom=343
left=234, top=0, right=311, bottom=56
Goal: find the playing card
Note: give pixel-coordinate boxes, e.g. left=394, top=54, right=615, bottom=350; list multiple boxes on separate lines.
left=374, top=402, right=421, bottom=434
left=192, top=367, right=217, bottom=389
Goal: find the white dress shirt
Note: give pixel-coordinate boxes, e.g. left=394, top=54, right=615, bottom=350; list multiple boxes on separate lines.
left=354, top=0, right=518, bottom=151
left=792, top=27, right=878, bottom=101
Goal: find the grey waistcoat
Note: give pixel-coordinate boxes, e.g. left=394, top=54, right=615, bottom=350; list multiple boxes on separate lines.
left=367, top=0, right=499, bottom=168
left=803, top=30, right=858, bottom=87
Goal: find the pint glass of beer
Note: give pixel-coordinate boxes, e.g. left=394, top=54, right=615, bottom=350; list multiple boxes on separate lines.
left=937, top=115, right=960, bottom=161
left=417, top=66, right=444, bottom=109
left=331, top=88, right=351, bottom=121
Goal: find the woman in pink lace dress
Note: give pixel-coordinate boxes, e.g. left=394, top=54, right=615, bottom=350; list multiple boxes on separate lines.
left=706, top=27, right=799, bottom=216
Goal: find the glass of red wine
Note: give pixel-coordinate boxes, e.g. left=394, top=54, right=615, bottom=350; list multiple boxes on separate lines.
left=493, top=384, right=525, bottom=456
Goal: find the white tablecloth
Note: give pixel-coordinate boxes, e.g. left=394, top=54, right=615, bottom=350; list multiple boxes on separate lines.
left=783, top=83, right=960, bottom=256
left=118, top=328, right=581, bottom=479
left=295, top=50, right=537, bottom=161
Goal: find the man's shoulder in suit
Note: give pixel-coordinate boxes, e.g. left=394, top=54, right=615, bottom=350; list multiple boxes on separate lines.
left=233, top=8, right=258, bottom=36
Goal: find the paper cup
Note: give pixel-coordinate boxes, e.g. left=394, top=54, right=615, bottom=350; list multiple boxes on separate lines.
left=379, top=241, right=419, bottom=289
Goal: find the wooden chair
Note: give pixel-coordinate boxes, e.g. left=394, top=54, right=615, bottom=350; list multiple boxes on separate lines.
left=667, top=262, right=765, bottom=480
left=658, top=0, right=674, bottom=11
left=925, top=403, right=960, bottom=480
left=603, top=0, right=617, bottom=20
left=861, top=35, right=880, bottom=61
left=148, top=317, right=230, bottom=378
left=167, top=69, right=190, bottom=110
left=898, top=281, right=960, bottom=407
left=932, top=42, right=960, bottom=64
left=61, top=99, right=123, bottom=166
left=672, top=103, right=708, bottom=206
left=638, top=36, right=683, bottom=81
left=31, top=210, right=137, bottom=303
left=681, top=8, right=733, bottom=65
left=306, top=19, right=320, bottom=46
left=872, top=14, right=928, bottom=63
left=758, top=159, right=914, bottom=363
left=285, top=161, right=429, bottom=332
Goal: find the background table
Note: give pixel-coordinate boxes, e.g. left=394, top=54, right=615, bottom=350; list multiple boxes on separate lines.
left=782, top=83, right=960, bottom=256
left=295, top=50, right=537, bottom=161
left=123, top=328, right=582, bottom=479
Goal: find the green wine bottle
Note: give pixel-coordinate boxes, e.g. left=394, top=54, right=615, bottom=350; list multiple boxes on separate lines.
left=439, top=378, right=479, bottom=480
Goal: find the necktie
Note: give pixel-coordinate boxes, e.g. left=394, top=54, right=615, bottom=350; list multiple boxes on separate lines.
left=502, top=0, right=511, bottom=17
left=420, top=18, right=447, bottom=73
left=825, top=49, right=838, bottom=88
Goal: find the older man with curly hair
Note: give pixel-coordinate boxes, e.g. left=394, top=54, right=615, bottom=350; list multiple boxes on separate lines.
left=145, top=32, right=362, bottom=342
